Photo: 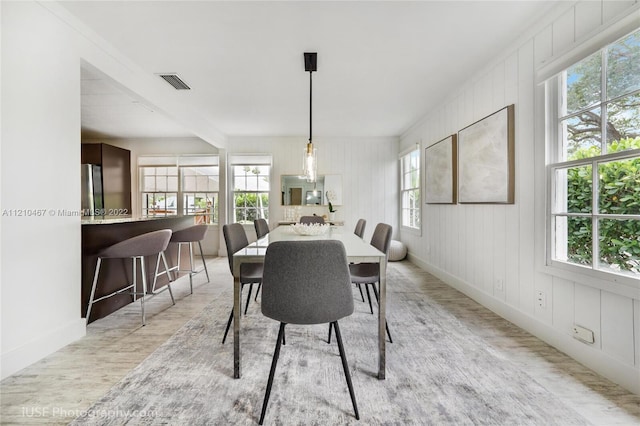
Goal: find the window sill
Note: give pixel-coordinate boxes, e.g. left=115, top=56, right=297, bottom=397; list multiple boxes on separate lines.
left=540, top=261, right=640, bottom=299
left=401, top=225, right=422, bottom=237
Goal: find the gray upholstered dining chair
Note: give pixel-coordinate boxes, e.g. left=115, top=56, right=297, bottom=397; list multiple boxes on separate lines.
left=352, top=218, right=368, bottom=302
left=353, top=218, right=366, bottom=239
left=254, top=218, right=270, bottom=240
left=221, top=223, right=263, bottom=344
left=252, top=218, right=270, bottom=301
left=348, top=222, right=394, bottom=343
left=86, top=229, right=175, bottom=326
left=258, top=240, right=359, bottom=424
left=299, top=215, right=325, bottom=224
left=167, top=224, right=210, bottom=294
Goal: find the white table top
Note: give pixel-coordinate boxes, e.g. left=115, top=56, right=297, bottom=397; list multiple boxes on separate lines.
left=236, top=225, right=384, bottom=261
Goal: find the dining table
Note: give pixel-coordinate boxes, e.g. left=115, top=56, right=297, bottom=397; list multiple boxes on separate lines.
left=231, top=224, right=388, bottom=380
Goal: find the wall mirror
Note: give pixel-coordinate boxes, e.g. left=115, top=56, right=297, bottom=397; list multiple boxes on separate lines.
left=281, top=174, right=342, bottom=206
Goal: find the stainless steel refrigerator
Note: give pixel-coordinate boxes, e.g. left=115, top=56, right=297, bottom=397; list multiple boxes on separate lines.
left=81, top=164, right=104, bottom=215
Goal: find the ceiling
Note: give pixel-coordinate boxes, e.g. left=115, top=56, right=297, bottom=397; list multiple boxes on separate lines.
left=64, top=1, right=557, bottom=144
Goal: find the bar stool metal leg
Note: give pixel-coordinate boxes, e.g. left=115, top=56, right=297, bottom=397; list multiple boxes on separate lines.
left=151, top=252, right=175, bottom=305
left=137, top=255, right=146, bottom=326
left=188, top=242, right=194, bottom=294
left=170, top=240, right=208, bottom=295
left=86, top=257, right=102, bottom=325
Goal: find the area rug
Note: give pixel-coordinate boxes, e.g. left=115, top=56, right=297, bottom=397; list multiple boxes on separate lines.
left=71, top=266, right=588, bottom=425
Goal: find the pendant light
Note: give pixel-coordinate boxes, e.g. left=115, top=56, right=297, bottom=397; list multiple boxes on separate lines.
left=303, top=52, right=318, bottom=183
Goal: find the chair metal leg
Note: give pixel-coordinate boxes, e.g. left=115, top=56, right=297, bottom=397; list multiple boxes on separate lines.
left=86, top=257, right=102, bottom=325
left=371, top=283, right=393, bottom=343
left=222, top=284, right=253, bottom=345
left=198, top=241, right=210, bottom=283
left=244, top=283, right=254, bottom=315
left=357, top=283, right=365, bottom=302
left=327, top=322, right=333, bottom=344
left=222, top=308, right=234, bottom=344
left=254, top=283, right=261, bottom=301
left=259, top=322, right=286, bottom=425
left=332, top=321, right=360, bottom=420
left=364, top=284, right=374, bottom=314
left=223, top=284, right=249, bottom=344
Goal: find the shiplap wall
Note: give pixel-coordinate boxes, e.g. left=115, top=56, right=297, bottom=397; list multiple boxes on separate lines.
left=399, top=0, right=640, bottom=394
left=225, top=136, right=399, bottom=245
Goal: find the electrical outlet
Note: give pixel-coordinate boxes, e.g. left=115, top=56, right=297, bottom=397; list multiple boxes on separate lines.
left=536, top=290, right=546, bottom=308
left=572, top=325, right=595, bottom=344
left=495, top=279, right=504, bottom=291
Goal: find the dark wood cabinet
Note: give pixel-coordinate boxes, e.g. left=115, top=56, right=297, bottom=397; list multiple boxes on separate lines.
left=81, top=143, right=132, bottom=215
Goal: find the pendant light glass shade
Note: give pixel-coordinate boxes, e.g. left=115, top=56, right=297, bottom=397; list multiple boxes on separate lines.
left=303, top=141, right=317, bottom=183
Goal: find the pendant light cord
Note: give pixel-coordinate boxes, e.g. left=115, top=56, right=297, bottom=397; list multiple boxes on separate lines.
left=309, top=70, right=313, bottom=143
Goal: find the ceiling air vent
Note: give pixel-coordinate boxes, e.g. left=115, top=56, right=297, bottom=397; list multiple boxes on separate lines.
left=158, top=73, right=191, bottom=90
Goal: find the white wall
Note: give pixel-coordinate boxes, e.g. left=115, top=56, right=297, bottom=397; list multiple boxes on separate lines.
left=399, top=0, right=640, bottom=394
left=0, top=1, right=226, bottom=379
left=1, top=1, right=86, bottom=379
left=225, top=136, right=399, bottom=246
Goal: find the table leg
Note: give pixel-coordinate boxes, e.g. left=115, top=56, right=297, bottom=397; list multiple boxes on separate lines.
left=378, top=260, right=386, bottom=380
left=233, top=274, right=241, bottom=379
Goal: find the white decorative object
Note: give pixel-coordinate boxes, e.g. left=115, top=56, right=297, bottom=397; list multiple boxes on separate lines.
left=324, top=175, right=343, bottom=205
left=388, top=240, right=407, bottom=261
left=290, top=223, right=330, bottom=236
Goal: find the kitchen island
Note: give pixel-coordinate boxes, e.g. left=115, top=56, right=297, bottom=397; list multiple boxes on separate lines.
left=81, top=215, right=196, bottom=323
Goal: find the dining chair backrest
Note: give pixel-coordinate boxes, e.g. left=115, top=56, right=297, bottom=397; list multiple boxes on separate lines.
left=354, top=219, right=366, bottom=238
left=261, top=240, right=353, bottom=325
left=254, top=218, right=270, bottom=239
left=222, top=223, right=250, bottom=276
left=299, top=215, right=325, bottom=225
left=370, top=223, right=393, bottom=257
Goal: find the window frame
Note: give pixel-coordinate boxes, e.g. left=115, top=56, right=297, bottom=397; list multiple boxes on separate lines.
left=400, top=148, right=421, bottom=232
left=545, top=29, right=640, bottom=286
left=228, top=155, right=271, bottom=225
left=139, top=156, right=219, bottom=224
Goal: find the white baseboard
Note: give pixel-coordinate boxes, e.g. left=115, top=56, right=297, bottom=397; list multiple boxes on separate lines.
left=406, top=253, right=640, bottom=395
left=1, top=318, right=86, bottom=380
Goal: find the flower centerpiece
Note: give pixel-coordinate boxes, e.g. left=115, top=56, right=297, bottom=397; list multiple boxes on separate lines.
left=326, top=190, right=337, bottom=221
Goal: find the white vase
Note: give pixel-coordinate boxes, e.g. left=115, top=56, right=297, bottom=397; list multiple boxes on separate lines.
left=328, top=212, right=336, bottom=222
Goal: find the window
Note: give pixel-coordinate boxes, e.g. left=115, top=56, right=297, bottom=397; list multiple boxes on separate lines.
left=400, top=149, right=420, bottom=229
left=547, top=29, right=640, bottom=280
left=140, top=156, right=219, bottom=224
left=229, top=155, right=271, bottom=224
left=141, top=166, right=178, bottom=217
left=181, top=165, right=219, bottom=224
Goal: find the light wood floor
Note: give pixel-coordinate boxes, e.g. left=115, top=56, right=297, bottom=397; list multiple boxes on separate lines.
left=1, top=258, right=639, bottom=425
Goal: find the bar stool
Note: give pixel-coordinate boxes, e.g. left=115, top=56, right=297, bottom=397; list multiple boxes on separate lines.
left=86, top=229, right=175, bottom=326
left=167, top=224, right=210, bottom=294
